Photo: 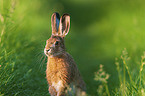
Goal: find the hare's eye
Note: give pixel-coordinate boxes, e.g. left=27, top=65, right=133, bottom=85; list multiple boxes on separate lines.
left=55, top=41, right=59, bottom=45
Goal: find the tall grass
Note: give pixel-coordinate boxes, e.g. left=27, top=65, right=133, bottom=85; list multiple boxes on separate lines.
left=0, top=0, right=17, bottom=95
left=94, top=49, right=145, bottom=96
left=94, top=64, right=110, bottom=96
left=0, top=0, right=47, bottom=95
left=115, top=48, right=145, bottom=96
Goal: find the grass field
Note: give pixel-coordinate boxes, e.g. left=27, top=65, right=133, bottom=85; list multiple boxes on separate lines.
left=1, top=0, right=145, bottom=96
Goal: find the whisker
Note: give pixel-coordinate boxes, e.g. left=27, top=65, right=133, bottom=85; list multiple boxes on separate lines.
left=38, top=55, right=45, bottom=70
left=40, top=55, right=47, bottom=71
left=34, top=53, right=45, bottom=69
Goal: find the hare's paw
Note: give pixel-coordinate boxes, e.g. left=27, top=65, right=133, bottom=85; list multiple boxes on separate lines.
left=49, top=86, right=57, bottom=96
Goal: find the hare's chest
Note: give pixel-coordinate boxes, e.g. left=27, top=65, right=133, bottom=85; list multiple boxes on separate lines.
left=47, top=59, right=70, bottom=81
left=47, top=59, right=66, bottom=75
left=47, top=58, right=67, bottom=70
left=48, top=61, right=64, bottom=70
left=52, top=80, right=63, bottom=92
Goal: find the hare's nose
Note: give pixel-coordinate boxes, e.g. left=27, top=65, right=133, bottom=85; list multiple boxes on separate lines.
left=46, top=49, right=50, bottom=52
left=44, top=49, right=50, bottom=54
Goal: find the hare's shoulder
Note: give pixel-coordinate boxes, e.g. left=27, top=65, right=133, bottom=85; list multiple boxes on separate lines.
left=65, top=52, right=75, bottom=63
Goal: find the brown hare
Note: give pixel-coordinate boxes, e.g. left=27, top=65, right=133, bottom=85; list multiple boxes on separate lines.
left=44, top=12, right=86, bottom=96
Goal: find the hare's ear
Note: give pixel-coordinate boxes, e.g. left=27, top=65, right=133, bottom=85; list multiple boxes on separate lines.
left=59, top=14, right=70, bottom=37
left=51, top=12, right=60, bottom=35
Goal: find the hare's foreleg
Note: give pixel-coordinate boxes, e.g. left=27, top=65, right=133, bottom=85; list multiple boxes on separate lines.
left=49, top=85, right=57, bottom=96
left=49, top=84, right=66, bottom=96
left=50, top=80, right=66, bottom=96
left=56, top=86, right=66, bottom=96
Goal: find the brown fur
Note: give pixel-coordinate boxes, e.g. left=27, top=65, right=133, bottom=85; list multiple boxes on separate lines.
left=44, top=12, right=86, bottom=96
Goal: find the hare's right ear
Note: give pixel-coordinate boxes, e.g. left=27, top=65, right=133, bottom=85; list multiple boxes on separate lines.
left=59, top=14, right=70, bottom=37
left=51, top=12, right=60, bottom=35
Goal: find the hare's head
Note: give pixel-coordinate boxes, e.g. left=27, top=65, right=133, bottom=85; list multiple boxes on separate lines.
left=44, top=12, right=70, bottom=57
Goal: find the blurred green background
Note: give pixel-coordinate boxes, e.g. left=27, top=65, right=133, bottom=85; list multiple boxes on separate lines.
left=1, top=0, right=145, bottom=96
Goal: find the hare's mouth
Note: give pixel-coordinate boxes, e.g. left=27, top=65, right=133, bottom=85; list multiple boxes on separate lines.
left=44, top=48, right=51, bottom=56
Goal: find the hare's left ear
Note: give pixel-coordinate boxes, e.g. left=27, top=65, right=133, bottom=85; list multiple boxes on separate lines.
left=59, top=14, right=70, bottom=37
left=51, top=12, right=60, bottom=35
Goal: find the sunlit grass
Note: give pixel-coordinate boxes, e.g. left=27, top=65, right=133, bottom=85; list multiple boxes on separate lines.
left=95, top=49, right=145, bottom=96
left=0, top=0, right=48, bottom=95
left=115, top=49, right=145, bottom=96
left=94, top=64, right=110, bottom=96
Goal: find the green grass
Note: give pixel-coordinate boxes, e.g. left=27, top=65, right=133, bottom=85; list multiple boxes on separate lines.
left=1, top=0, right=145, bottom=96
left=94, top=49, right=145, bottom=96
